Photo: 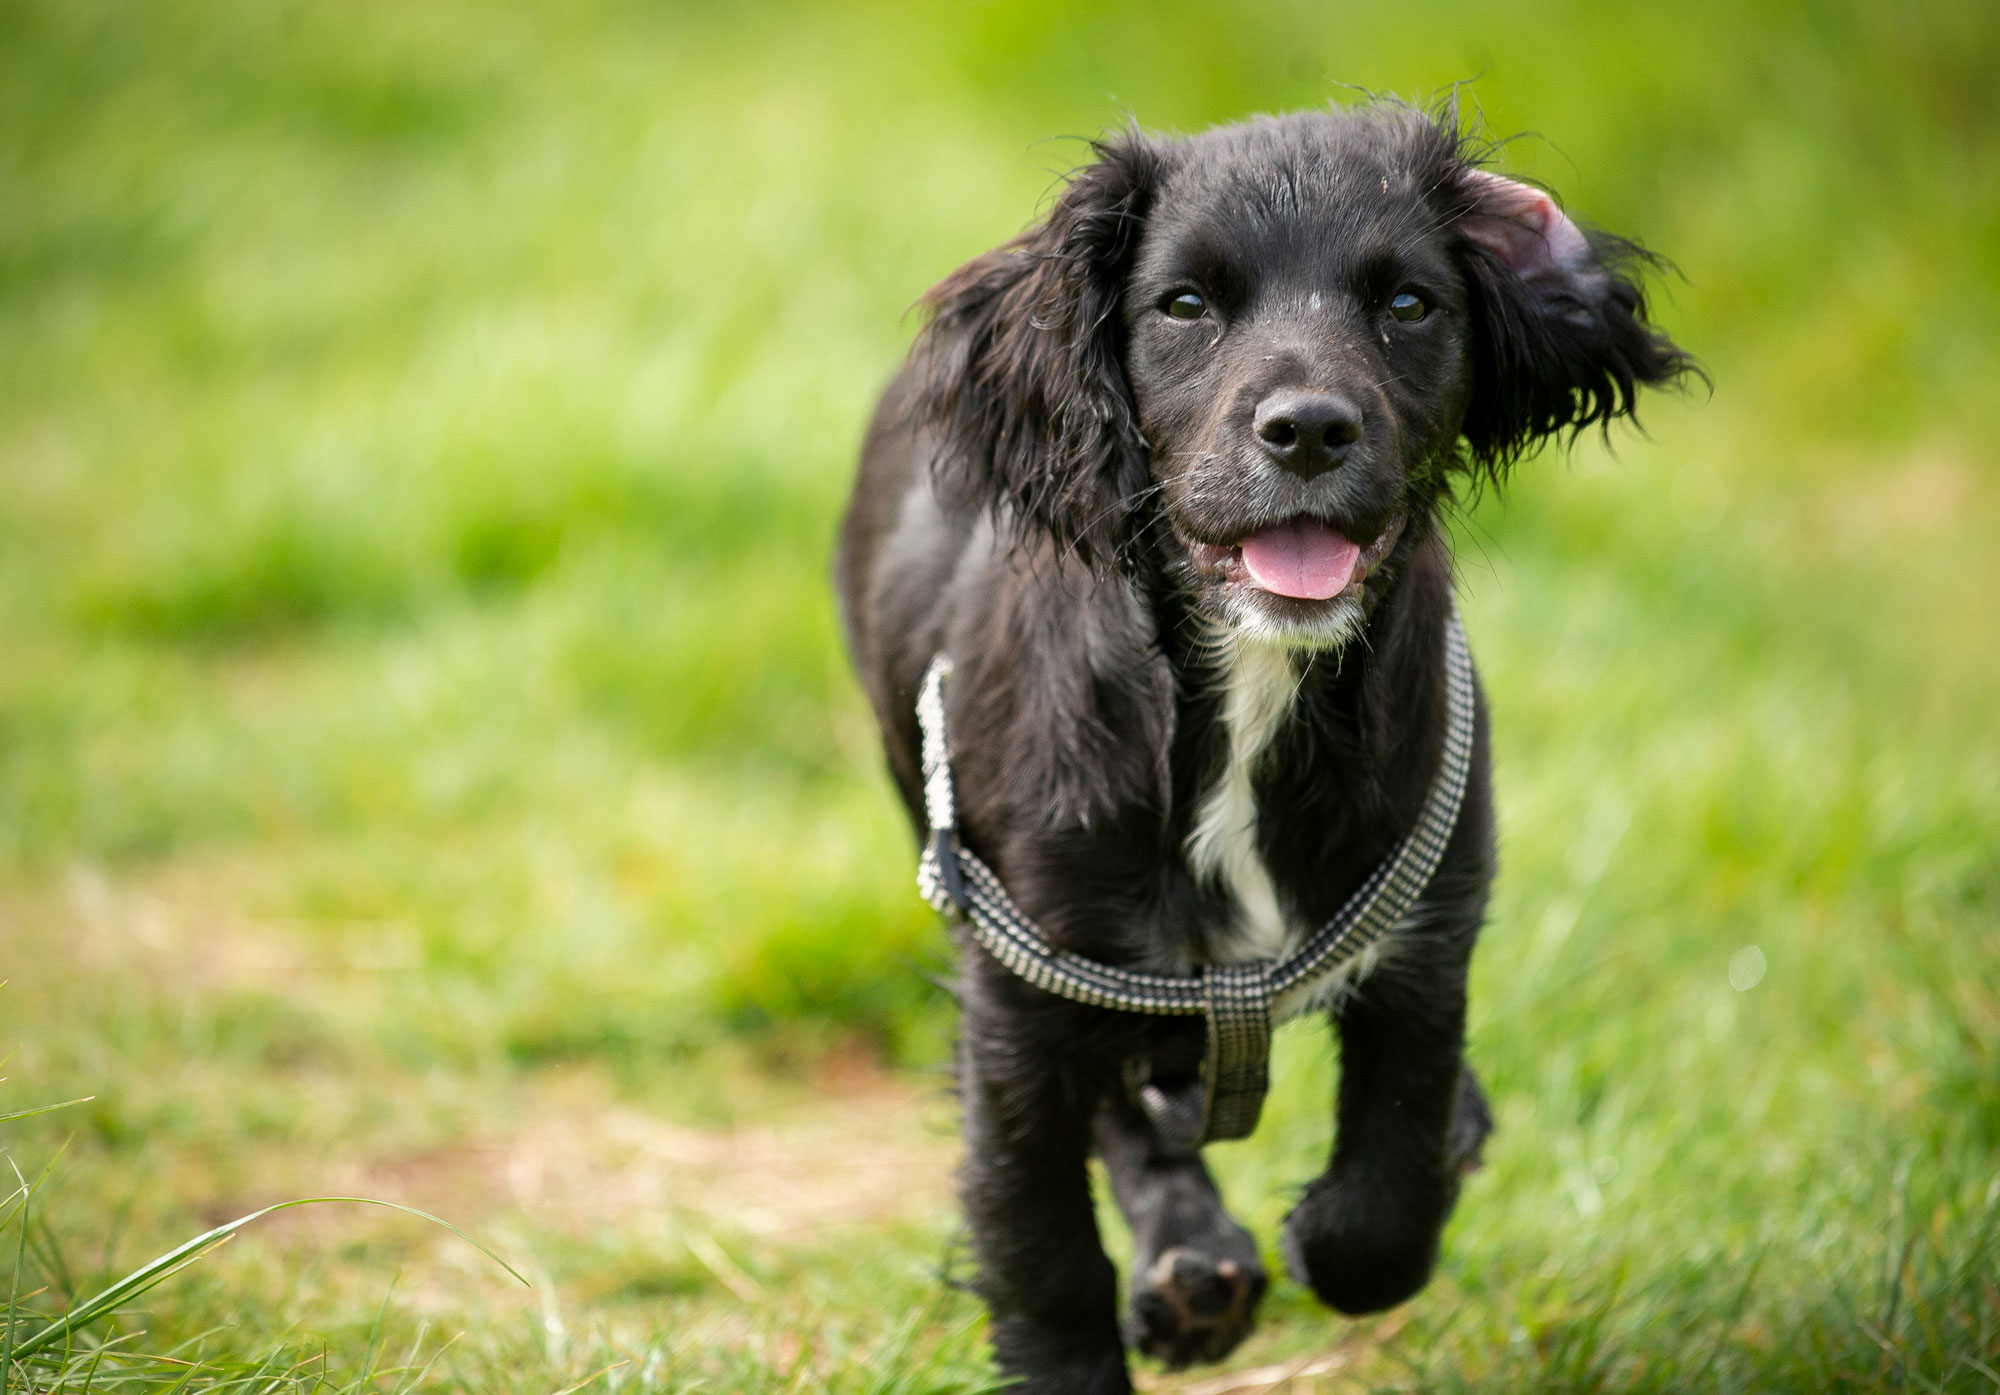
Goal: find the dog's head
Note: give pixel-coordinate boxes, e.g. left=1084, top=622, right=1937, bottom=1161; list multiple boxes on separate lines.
left=919, top=103, right=1692, bottom=648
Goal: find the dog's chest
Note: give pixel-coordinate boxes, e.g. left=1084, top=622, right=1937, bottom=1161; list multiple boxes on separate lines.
left=1183, top=642, right=1299, bottom=964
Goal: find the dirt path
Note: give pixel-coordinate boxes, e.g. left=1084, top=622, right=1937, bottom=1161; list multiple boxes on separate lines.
left=334, top=1067, right=961, bottom=1243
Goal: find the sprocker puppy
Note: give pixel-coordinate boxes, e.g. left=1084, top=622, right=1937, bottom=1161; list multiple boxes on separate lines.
left=836, top=102, right=1690, bottom=1394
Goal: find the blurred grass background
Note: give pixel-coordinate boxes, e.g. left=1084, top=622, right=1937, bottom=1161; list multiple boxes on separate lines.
left=1, top=0, right=1996, bottom=1389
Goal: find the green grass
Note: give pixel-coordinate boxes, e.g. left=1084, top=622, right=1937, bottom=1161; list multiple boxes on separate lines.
left=2, top=0, right=1997, bottom=1389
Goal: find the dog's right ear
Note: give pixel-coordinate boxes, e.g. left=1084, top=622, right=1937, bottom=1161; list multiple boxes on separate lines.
left=914, top=131, right=1163, bottom=571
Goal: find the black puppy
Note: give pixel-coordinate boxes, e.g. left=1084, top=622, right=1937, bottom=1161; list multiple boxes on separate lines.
left=837, top=102, right=1687, bottom=1393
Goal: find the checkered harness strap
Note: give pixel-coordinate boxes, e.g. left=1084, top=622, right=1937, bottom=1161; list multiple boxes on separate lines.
left=916, top=610, right=1477, bottom=1148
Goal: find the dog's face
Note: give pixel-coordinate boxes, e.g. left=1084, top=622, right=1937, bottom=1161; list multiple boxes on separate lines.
left=922, top=106, right=1689, bottom=647
left=1125, top=120, right=1490, bottom=646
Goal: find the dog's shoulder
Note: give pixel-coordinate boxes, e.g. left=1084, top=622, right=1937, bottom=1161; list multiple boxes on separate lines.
left=948, top=550, right=1177, bottom=839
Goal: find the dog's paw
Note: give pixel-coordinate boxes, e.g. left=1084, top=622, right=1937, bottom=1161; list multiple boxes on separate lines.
left=1125, top=1245, right=1266, bottom=1369
left=1280, top=1180, right=1441, bottom=1316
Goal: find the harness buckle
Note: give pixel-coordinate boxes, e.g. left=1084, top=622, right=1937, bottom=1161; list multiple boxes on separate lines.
left=1127, top=1061, right=1209, bottom=1155
left=1127, top=962, right=1274, bottom=1151
left=930, top=828, right=970, bottom=912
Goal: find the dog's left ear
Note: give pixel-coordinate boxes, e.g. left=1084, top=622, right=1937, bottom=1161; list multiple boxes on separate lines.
left=1453, top=169, right=1693, bottom=478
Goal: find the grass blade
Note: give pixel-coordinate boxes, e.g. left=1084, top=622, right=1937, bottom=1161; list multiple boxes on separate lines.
left=14, top=1195, right=529, bottom=1360
left=0, top=1098, right=94, bottom=1127
left=4, top=1155, right=32, bottom=1395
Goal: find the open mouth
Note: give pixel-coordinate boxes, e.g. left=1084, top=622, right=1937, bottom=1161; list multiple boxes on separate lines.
left=1180, top=514, right=1406, bottom=603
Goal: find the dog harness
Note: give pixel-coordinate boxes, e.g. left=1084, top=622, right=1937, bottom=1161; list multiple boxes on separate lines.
left=915, top=609, right=1477, bottom=1151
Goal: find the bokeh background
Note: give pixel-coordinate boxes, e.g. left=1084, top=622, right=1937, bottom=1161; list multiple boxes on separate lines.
left=3, top=0, right=1996, bottom=1390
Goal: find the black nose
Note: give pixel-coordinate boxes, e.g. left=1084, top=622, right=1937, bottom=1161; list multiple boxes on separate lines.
left=1253, top=390, right=1362, bottom=479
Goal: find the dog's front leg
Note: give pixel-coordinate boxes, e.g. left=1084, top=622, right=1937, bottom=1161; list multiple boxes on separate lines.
left=1279, top=935, right=1490, bottom=1316
left=1095, top=1088, right=1267, bottom=1368
left=959, top=975, right=1130, bottom=1394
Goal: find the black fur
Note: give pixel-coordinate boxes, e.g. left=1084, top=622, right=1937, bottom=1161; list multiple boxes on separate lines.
left=836, top=101, right=1690, bottom=1394
left=918, top=132, right=1165, bottom=571
left=1458, top=227, right=1690, bottom=480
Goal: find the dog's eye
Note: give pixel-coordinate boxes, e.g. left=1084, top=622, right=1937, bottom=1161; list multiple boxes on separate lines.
left=1388, top=291, right=1428, bottom=322
left=1164, top=292, right=1207, bottom=320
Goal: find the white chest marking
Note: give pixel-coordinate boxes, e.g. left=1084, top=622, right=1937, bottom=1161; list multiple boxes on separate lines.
left=1184, top=640, right=1298, bottom=964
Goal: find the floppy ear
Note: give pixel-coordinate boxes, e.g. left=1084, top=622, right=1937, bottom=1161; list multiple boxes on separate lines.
left=1454, top=168, right=1694, bottom=478
left=915, top=131, right=1163, bottom=569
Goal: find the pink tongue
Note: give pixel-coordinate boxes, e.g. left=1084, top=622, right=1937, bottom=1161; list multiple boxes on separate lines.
left=1239, top=519, right=1360, bottom=600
